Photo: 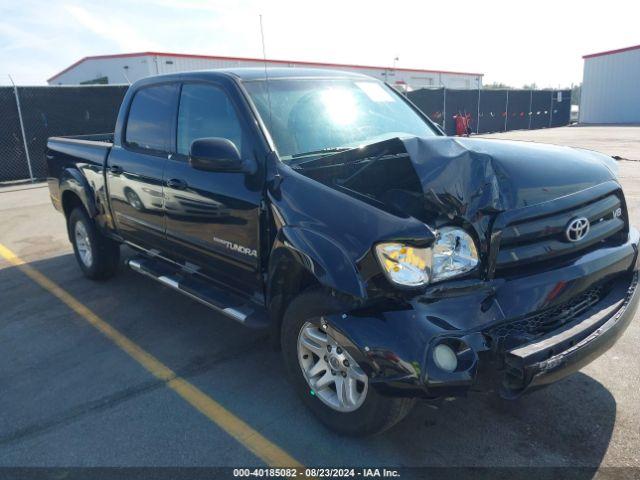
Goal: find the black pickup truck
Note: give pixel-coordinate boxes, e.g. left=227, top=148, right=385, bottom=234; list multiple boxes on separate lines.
left=47, top=68, right=639, bottom=436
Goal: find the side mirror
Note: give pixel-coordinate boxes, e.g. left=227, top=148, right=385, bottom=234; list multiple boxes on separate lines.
left=189, top=138, right=252, bottom=173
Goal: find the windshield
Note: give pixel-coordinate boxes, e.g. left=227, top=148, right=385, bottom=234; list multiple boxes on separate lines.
left=243, top=78, right=437, bottom=161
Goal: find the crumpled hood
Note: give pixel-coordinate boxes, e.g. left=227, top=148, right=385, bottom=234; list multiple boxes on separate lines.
left=295, top=136, right=618, bottom=226
left=407, top=136, right=617, bottom=213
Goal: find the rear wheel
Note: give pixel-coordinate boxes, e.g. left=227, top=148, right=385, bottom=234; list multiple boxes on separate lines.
left=281, top=289, right=415, bottom=436
left=68, top=207, right=120, bottom=280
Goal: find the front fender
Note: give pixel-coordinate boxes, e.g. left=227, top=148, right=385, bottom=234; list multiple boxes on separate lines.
left=59, top=167, right=98, bottom=218
left=271, top=226, right=367, bottom=300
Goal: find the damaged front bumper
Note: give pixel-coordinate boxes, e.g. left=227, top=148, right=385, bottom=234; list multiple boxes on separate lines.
left=497, top=270, right=638, bottom=398
left=326, top=228, right=640, bottom=400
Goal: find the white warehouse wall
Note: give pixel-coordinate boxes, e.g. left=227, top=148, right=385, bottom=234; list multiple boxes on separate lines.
left=580, top=47, right=640, bottom=124
left=48, top=55, right=153, bottom=85
left=48, top=53, right=482, bottom=90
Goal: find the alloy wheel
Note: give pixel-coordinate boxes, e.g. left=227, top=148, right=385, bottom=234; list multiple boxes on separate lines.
left=297, top=321, right=368, bottom=412
left=74, top=220, right=93, bottom=267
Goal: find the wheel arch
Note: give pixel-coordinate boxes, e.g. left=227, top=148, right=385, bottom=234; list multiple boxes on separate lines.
left=267, top=226, right=366, bottom=346
left=60, top=168, right=98, bottom=219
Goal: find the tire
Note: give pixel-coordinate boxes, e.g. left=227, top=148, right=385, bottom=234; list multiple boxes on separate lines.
left=281, top=289, right=415, bottom=436
left=68, top=207, right=120, bottom=280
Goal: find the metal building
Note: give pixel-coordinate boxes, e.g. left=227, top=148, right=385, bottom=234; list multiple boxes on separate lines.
left=47, top=52, right=483, bottom=91
left=580, top=44, right=640, bottom=124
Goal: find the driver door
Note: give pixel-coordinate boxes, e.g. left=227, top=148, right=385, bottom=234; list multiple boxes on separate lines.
left=162, top=81, right=263, bottom=299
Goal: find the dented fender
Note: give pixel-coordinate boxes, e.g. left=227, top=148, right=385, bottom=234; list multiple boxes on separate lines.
left=271, top=226, right=366, bottom=299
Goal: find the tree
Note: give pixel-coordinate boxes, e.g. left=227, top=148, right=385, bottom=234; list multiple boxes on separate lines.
left=483, top=82, right=513, bottom=90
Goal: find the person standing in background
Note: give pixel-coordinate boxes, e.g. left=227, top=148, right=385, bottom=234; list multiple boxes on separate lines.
left=454, top=110, right=468, bottom=136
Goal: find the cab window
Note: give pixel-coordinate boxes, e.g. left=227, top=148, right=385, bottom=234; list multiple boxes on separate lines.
left=125, top=84, right=178, bottom=152
left=177, top=83, right=244, bottom=156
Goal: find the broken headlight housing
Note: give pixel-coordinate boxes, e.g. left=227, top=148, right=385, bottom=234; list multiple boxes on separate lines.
left=375, top=227, right=479, bottom=287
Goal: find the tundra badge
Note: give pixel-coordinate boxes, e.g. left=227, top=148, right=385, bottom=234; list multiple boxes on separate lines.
left=212, top=236, right=258, bottom=257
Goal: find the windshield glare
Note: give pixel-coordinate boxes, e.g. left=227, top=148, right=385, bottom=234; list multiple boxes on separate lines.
left=243, top=78, right=437, bottom=161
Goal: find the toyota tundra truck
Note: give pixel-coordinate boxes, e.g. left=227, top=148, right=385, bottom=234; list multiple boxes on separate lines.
left=46, top=69, right=639, bottom=436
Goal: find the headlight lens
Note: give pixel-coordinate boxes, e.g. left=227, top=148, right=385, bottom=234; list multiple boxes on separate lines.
left=375, top=227, right=478, bottom=287
left=375, top=243, right=432, bottom=287
left=431, top=226, right=479, bottom=282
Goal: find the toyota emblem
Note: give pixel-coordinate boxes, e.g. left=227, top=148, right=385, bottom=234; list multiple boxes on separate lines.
left=566, top=217, right=590, bottom=242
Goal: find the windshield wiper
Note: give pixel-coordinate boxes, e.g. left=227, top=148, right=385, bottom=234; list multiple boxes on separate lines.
left=289, top=147, right=352, bottom=160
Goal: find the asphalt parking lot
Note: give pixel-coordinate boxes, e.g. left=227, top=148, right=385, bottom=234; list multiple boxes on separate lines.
left=1, top=126, right=639, bottom=473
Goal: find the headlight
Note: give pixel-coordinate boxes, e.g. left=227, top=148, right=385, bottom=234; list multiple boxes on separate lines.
left=431, top=226, right=479, bottom=282
left=375, top=243, right=432, bottom=287
left=375, top=227, right=478, bottom=287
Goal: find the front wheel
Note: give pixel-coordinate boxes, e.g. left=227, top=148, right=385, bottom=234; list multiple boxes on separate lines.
left=281, top=289, right=415, bottom=436
left=68, top=207, right=120, bottom=280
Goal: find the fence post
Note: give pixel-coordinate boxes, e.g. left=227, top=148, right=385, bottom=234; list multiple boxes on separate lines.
left=8, top=75, right=34, bottom=182
left=442, top=87, right=447, bottom=133
left=504, top=90, right=509, bottom=132
left=528, top=89, right=533, bottom=130
left=476, top=87, right=481, bottom=134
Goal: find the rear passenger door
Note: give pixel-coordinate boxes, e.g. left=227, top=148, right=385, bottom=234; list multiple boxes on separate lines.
left=162, top=81, right=263, bottom=298
left=107, top=83, right=179, bottom=250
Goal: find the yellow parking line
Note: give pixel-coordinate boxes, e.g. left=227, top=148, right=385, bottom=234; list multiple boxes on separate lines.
left=0, top=243, right=303, bottom=468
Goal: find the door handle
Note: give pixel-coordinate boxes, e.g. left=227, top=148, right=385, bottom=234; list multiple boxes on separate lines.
left=167, top=178, right=187, bottom=189
left=109, top=165, right=123, bottom=175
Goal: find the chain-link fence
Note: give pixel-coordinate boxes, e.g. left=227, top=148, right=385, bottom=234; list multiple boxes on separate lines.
left=0, top=85, right=127, bottom=183
left=0, top=85, right=571, bottom=184
left=0, top=87, right=30, bottom=182
left=407, top=88, right=571, bottom=135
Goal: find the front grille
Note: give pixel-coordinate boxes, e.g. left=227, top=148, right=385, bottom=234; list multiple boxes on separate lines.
left=486, top=284, right=605, bottom=350
left=496, top=193, right=626, bottom=271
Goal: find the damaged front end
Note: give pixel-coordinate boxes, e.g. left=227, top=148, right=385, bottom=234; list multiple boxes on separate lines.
left=491, top=270, right=639, bottom=398
left=273, top=135, right=639, bottom=399
left=320, top=263, right=639, bottom=400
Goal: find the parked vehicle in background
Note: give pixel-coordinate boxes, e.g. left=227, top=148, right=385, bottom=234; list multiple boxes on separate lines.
left=571, top=104, right=580, bottom=123
left=46, top=69, right=639, bottom=436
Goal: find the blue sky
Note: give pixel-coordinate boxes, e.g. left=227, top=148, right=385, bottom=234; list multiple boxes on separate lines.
left=1, top=0, right=638, bottom=86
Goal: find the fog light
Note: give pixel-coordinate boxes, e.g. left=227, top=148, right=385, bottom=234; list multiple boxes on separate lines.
left=433, top=344, right=458, bottom=373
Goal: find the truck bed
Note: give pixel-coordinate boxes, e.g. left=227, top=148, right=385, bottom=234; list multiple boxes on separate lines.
left=50, top=133, right=115, bottom=144
left=46, top=133, right=114, bottom=214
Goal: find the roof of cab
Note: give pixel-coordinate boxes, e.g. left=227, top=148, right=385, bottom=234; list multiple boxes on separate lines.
left=217, top=67, right=372, bottom=80
left=134, top=67, right=373, bottom=86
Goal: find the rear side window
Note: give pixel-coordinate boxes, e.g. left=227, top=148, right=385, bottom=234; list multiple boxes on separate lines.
left=177, top=83, right=244, bottom=156
left=125, top=84, right=178, bottom=152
